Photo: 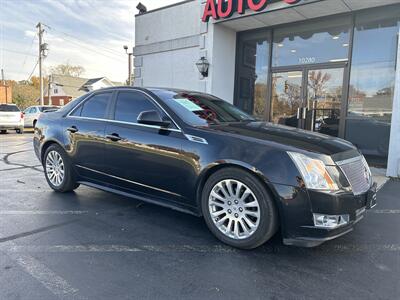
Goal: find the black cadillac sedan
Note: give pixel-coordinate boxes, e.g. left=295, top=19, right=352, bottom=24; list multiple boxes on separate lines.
left=33, top=87, right=377, bottom=249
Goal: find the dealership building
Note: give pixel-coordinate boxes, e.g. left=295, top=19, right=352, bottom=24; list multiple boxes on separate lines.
left=133, top=0, right=400, bottom=177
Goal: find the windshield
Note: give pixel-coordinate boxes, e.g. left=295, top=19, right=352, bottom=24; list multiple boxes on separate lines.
left=0, top=104, right=20, bottom=112
left=152, top=90, right=255, bottom=126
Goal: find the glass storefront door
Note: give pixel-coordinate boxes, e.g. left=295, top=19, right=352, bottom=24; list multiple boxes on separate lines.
left=271, top=66, right=345, bottom=137
left=271, top=71, right=303, bottom=127
left=305, top=68, right=344, bottom=137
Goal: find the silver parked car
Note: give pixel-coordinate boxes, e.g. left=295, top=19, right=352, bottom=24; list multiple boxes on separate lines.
left=0, top=104, right=24, bottom=134
left=23, top=106, right=59, bottom=128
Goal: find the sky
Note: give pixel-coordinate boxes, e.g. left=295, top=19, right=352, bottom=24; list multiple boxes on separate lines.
left=0, top=0, right=182, bottom=82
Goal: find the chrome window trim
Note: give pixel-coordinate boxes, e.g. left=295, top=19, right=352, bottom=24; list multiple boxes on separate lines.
left=66, top=116, right=182, bottom=133
left=66, top=88, right=183, bottom=133
left=76, top=165, right=182, bottom=197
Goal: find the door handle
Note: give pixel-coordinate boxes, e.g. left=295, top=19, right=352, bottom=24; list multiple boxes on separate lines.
left=67, top=126, right=78, bottom=133
left=106, top=133, right=122, bottom=142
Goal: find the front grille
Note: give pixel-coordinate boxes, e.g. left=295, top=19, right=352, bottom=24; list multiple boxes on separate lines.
left=338, top=157, right=372, bottom=196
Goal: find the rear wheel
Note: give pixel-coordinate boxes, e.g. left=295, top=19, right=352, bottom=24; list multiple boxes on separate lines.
left=44, top=144, right=80, bottom=192
left=16, top=127, right=24, bottom=134
left=0, top=130, right=6, bottom=134
left=201, top=167, right=278, bottom=249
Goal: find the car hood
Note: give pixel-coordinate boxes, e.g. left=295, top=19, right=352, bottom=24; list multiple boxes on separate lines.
left=204, top=121, right=357, bottom=157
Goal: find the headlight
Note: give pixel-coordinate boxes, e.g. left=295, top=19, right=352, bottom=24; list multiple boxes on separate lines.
left=288, top=152, right=339, bottom=191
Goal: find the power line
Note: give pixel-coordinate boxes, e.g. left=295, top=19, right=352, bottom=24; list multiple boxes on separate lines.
left=51, top=34, right=126, bottom=63
left=27, top=60, right=39, bottom=81
left=44, top=22, right=129, bottom=56
left=21, top=34, right=37, bottom=75
left=52, top=27, right=124, bottom=56
left=1, top=48, right=37, bottom=57
left=43, top=23, right=127, bottom=62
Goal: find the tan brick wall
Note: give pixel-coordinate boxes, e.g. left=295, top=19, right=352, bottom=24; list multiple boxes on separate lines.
left=0, top=85, right=12, bottom=104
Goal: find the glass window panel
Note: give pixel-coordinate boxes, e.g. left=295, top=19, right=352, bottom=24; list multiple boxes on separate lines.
left=253, top=40, right=269, bottom=118
left=114, top=91, right=159, bottom=124
left=346, top=8, right=400, bottom=162
left=272, top=17, right=351, bottom=67
left=235, top=33, right=270, bottom=120
left=348, top=11, right=399, bottom=120
left=79, top=93, right=110, bottom=119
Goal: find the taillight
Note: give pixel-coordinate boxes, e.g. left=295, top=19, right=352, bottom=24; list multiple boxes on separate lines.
left=20, top=112, right=24, bottom=119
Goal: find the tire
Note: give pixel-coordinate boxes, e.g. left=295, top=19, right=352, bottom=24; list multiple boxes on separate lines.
left=201, top=167, right=278, bottom=250
left=43, top=144, right=80, bottom=193
left=16, top=127, right=24, bottom=134
left=0, top=130, right=6, bottom=134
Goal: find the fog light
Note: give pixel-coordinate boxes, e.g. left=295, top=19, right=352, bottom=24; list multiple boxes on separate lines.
left=313, top=214, right=349, bottom=229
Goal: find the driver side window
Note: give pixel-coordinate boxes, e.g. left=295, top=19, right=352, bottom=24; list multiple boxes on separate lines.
left=114, top=91, right=161, bottom=124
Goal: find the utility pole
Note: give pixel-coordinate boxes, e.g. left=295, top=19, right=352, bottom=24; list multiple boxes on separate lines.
left=37, top=22, right=44, bottom=106
left=123, top=45, right=133, bottom=86
left=48, top=75, right=51, bottom=106
left=1, top=69, right=7, bottom=104
left=37, top=22, right=49, bottom=105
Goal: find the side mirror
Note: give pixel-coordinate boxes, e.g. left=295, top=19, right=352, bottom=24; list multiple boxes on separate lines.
left=137, top=110, right=171, bottom=128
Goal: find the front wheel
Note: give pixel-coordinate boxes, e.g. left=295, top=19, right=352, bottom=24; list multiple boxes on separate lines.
left=16, top=127, right=24, bottom=134
left=201, top=168, right=278, bottom=249
left=44, top=144, right=80, bottom=193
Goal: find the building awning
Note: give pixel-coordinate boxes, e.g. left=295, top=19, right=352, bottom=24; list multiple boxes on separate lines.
left=215, top=0, right=400, bottom=31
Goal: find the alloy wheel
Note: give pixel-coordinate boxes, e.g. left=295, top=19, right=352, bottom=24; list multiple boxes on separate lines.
left=208, top=179, right=260, bottom=240
left=45, top=150, right=65, bottom=187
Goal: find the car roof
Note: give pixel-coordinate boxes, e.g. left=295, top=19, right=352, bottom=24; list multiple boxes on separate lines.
left=89, top=86, right=199, bottom=95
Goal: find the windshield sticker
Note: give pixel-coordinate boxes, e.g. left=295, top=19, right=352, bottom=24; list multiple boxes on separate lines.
left=174, top=98, right=204, bottom=112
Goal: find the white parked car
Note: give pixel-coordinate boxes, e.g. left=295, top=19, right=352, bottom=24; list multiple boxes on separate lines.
left=23, top=106, right=59, bottom=128
left=0, top=104, right=24, bottom=134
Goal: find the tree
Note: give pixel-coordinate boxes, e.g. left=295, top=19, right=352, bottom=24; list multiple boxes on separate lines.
left=308, top=71, right=331, bottom=101
left=8, top=77, right=50, bottom=110
left=30, top=76, right=48, bottom=90
left=49, top=63, right=85, bottom=77
left=12, top=83, right=40, bottom=110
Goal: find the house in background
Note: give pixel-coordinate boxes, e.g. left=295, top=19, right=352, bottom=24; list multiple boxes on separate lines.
left=43, top=75, right=123, bottom=106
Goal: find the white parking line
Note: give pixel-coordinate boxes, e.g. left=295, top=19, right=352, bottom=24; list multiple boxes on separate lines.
left=2, top=244, right=400, bottom=254
left=10, top=253, right=85, bottom=300
left=0, top=190, right=49, bottom=193
left=370, top=210, right=400, bottom=214
left=5, top=240, right=85, bottom=300
left=0, top=211, right=89, bottom=215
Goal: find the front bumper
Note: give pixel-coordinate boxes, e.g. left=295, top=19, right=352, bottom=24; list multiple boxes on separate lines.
left=272, top=183, right=377, bottom=247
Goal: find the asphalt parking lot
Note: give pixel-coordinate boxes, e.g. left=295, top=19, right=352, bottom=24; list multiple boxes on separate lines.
left=0, top=133, right=399, bottom=300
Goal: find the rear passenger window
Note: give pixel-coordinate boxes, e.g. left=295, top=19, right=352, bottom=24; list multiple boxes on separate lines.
left=72, top=93, right=111, bottom=119
left=114, top=91, right=160, bottom=124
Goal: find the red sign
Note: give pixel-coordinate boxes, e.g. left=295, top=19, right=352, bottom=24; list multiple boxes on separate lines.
left=202, top=0, right=301, bottom=22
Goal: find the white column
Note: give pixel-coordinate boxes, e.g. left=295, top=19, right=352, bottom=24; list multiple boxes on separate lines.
left=387, top=28, right=400, bottom=178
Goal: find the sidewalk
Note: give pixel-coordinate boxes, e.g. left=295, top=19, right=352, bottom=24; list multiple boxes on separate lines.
left=371, top=167, right=390, bottom=190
